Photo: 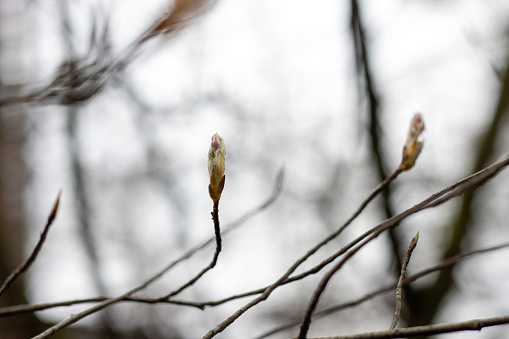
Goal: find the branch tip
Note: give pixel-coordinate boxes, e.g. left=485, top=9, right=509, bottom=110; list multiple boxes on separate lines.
left=400, top=113, right=425, bottom=171
left=49, top=189, right=62, bottom=222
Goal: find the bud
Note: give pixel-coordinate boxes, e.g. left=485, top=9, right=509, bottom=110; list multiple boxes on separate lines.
left=208, top=133, right=226, bottom=202
left=400, top=113, right=425, bottom=171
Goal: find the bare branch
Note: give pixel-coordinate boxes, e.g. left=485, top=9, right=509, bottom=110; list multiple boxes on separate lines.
left=255, top=241, right=509, bottom=338
left=0, top=296, right=204, bottom=318
left=6, top=154, right=509, bottom=338
left=390, top=232, right=418, bottom=330
left=33, top=186, right=223, bottom=339
left=0, top=190, right=61, bottom=298
left=5, top=239, right=506, bottom=334
left=30, top=167, right=285, bottom=338
left=24, top=150, right=509, bottom=338
left=296, top=154, right=509, bottom=339
left=202, top=168, right=403, bottom=338
left=159, top=200, right=222, bottom=300
left=306, top=314, right=509, bottom=339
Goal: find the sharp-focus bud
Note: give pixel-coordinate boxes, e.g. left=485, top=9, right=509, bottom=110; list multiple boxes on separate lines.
left=400, top=113, right=425, bottom=171
left=208, top=133, right=226, bottom=202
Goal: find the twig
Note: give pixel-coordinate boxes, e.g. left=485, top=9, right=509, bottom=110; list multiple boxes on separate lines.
left=0, top=172, right=282, bottom=317
left=32, top=154, right=509, bottom=338
left=390, top=232, right=418, bottom=330
left=32, top=197, right=223, bottom=339
left=158, top=200, right=222, bottom=300
left=144, top=167, right=282, bottom=300
left=250, top=241, right=509, bottom=339
left=306, top=314, right=509, bottom=339
left=0, top=296, right=205, bottom=317
left=202, top=169, right=402, bottom=339
left=205, top=155, right=509, bottom=338
left=3, top=241, right=506, bottom=330
left=297, top=228, right=381, bottom=338
left=28, top=169, right=282, bottom=337
left=140, top=167, right=283, bottom=292
left=296, top=154, right=509, bottom=339
left=0, top=191, right=61, bottom=298
left=220, top=156, right=509, bottom=337
left=32, top=292, right=133, bottom=339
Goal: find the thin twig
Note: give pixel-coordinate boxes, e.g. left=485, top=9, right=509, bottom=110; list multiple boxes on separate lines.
left=306, top=314, right=509, bottom=339
left=2, top=242, right=507, bottom=329
left=202, top=169, right=402, bottom=339
left=32, top=198, right=223, bottom=339
left=33, top=154, right=509, bottom=338
left=390, top=232, right=418, bottom=330
left=32, top=292, right=133, bottom=339
left=28, top=169, right=282, bottom=338
left=138, top=167, right=283, bottom=292
left=296, top=154, right=509, bottom=339
left=0, top=296, right=205, bottom=318
left=297, top=227, right=381, bottom=338
left=158, top=200, right=222, bottom=300
left=0, top=191, right=61, bottom=298
left=0, top=176, right=283, bottom=317
left=206, top=155, right=509, bottom=338
left=224, top=156, right=509, bottom=337
left=251, top=241, right=509, bottom=339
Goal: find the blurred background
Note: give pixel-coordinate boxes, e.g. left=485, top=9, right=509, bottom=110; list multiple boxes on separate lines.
left=0, top=0, right=509, bottom=338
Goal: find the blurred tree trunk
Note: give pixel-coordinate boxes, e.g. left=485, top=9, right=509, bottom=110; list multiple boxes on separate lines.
left=0, top=104, right=46, bottom=338
left=0, top=1, right=45, bottom=336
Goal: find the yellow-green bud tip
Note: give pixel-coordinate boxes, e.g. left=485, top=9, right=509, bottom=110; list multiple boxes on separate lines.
left=208, top=133, right=226, bottom=202
left=400, top=113, right=425, bottom=171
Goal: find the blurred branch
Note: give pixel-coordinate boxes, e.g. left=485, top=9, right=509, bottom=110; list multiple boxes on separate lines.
left=116, top=74, right=190, bottom=244
left=0, top=0, right=217, bottom=108
left=0, top=191, right=60, bottom=298
left=58, top=1, right=116, bottom=333
left=306, top=314, right=509, bottom=339
left=349, top=0, right=403, bottom=272
left=137, top=0, right=217, bottom=45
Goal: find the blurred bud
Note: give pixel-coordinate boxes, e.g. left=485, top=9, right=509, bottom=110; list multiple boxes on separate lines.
left=400, top=113, right=425, bottom=171
left=208, top=133, right=226, bottom=202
